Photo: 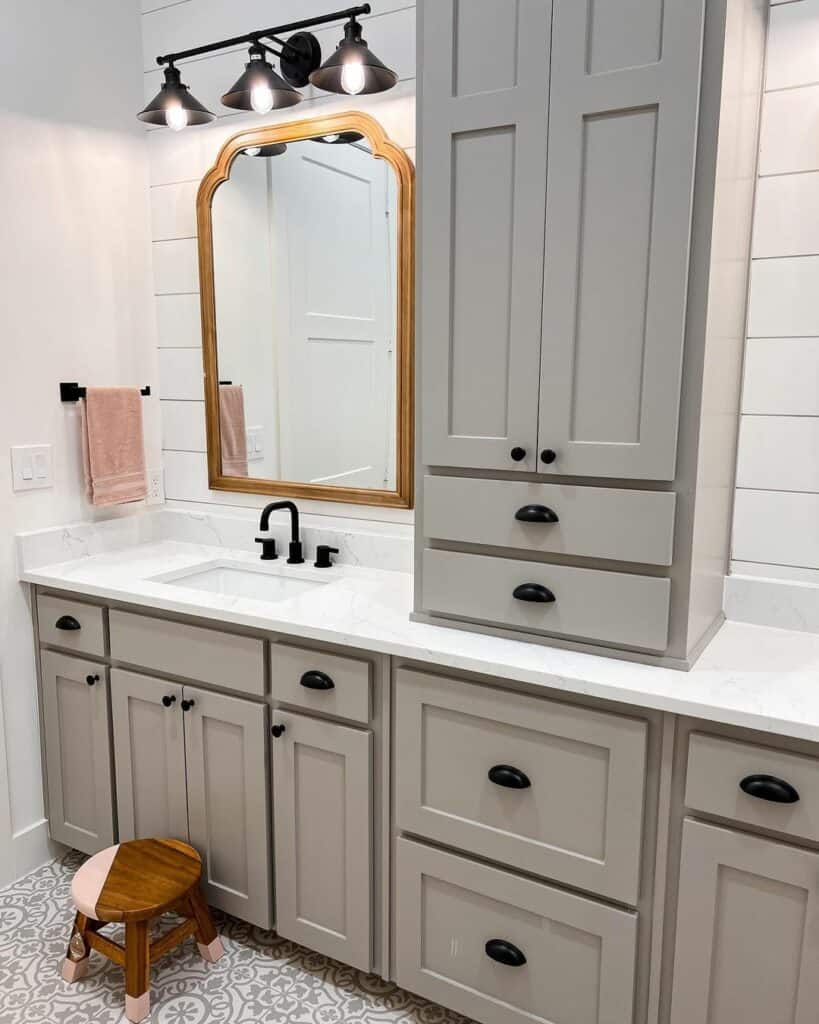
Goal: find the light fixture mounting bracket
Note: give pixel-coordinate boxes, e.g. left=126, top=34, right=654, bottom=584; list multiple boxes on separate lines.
left=278, top=31, right=323, bottom=87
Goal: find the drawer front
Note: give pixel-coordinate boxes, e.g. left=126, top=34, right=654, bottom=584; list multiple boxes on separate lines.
left=686, top=732, right=819, bottom=844
left=395, top=838, right=637, bottom=1024
left=37, top=594, right=105, bottom=657
left=109, top=610, right=265, bottom=696
left=424, top=474, right=676, bottom=565
left=395, top=668, right=647, bottom=903
left=422, top=548, right=671, bottom=651
left=270, top=643, right=371, bottom=724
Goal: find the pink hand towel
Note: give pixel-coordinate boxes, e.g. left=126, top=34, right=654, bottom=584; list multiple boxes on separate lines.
left=219, top=384, right=249, bottom=477
left=81, top=387, right=148, bottom=506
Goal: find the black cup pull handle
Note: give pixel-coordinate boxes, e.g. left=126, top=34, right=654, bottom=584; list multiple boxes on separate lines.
left=56, top=615, right=81, bottom=631
left=513, top=583, right=555, bottom=604
left=488, top=764, right=531, bottom=790
left=740, top=774, right=800, bottom=804
left=300, top=670, right=335, bottom=691
left=515, top=504, right=559, bottom=524
left=485, top=939, right=527, bottom=968
left=86, top=674, right=99, bottom=686
left=162, top=695, right=177, bottom=708
left=271, top=723, right=286, bottom=738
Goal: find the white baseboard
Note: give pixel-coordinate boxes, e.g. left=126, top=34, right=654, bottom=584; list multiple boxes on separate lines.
left=12, top=818, right=65, bottom=881
left=725, top=574, right=819, bottom=634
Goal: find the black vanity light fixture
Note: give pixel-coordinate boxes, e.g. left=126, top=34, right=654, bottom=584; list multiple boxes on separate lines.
left=243, top=142, right=289, bottom=157
left=137, top=4, right=397, bottom=131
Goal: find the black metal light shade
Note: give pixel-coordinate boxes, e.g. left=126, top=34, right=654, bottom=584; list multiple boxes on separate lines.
left=310, top=131, right=365, bottom=145
left=221, top=45, right=301, bottom=113
left=243, top=143, right=289, bottom=157
left=309, top=17, right=398, bottom=95
left=137, top=64, right=215, bottom=130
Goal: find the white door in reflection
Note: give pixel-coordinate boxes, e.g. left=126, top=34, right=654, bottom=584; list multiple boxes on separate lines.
left=273, top=143, right=396, bottom=488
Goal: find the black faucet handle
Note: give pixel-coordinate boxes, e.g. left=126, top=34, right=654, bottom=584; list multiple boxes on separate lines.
left=255, top=536, right=278, bottom=560
left=287, top=540, right=305, bottom=565
left=314, top=545, right=340, bottom=568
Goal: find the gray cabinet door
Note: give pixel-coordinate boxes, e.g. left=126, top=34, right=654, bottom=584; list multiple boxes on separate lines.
left=538, top=0, right=705, bottom=480
left=41, top=652, right=114, bottom=855
left=272, top=710, right=372, bottom=971
left=671, top=820, right=819, bottom=1024
left=110, top=670, right=187, bottom=843
left=184, top=686, right=272, bottom=928
left=419, top=0, right=552, bottom=472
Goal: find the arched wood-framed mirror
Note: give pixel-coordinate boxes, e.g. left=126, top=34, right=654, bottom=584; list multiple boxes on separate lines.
left=196, top=111, right=414, bottom=508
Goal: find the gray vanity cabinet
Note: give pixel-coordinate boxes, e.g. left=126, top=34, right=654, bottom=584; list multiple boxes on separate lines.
left=272, top=709, right=373, bottom=971
left=419, top=0, right=704, bottom=480
left=41, top=651, right=114, bottom=855
left=109, top=669, right=272, bottom=929
left=419, top=0, right=552, bottom=473
left=415, top=0, right=767, bottom=664
left=111, top=671, right=187, bottom=843
left=538, top=0, right=704, bottom=480
left=670, top=820, right=819, bottom=1024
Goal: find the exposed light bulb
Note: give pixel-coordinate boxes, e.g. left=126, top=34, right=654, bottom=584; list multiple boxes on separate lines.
left=251, top=83, right=274, bottom=113
left=340, top=59, right=366, bottom=95
left=323, top=134, right=340, bottom=143
left=165, top=101, right=188, bottom=132
left=244, top=146, right=261, bottom=156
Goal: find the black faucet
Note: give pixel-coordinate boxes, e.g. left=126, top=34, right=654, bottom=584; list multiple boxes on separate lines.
left=256, top=501, right=304, bottom=564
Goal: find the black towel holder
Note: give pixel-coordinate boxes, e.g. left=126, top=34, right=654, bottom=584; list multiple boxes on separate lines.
left=60, top=382, right=151, bottom=403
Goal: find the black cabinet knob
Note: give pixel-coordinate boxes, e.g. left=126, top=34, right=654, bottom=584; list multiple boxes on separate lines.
left=514, top=504, right=559, bottom=524
left=740, top=774, right=800, bottom=804
left=180, top=699, right=195, bottom=712
left=485, top=939, right=527, bottom=968
left=510, top=447, right=527, bottom=462
left=271, top=723, right=286, bottom=738
left=300, top=670, right=335, bottom=691
left=488, top=764, right=531, bottom=789
left=540, top=449, right=557, bottom=465
left=513, top=583, right=555, bottom=604
left=162, top=695, right=177, bottom=708
left=56, top=615, right=81, bottom=631
left=85, top=674, right=99, bottom=686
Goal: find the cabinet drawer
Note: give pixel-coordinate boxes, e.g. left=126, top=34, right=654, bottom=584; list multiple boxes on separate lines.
left=109, top=610, right=265, bottom=696
left=270, top=643, right=371, bottom=724
left=422, top=548, right=670, bottom=651
left=686, top=732, right=819, bottom=844
left=424, top=475, right=676, bottom=565
left=395, top=668, right=647, bottom=903
left=37, top=594, right=105, bottom=657
left=395, top=838, right=637, bottom=1024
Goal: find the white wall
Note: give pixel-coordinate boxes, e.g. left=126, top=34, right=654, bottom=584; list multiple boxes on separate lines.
left=144, top=0, right=415, bottom=522
left=0, top=2, right=158, bottom=884
left=728, top=0, right=819, bottom=626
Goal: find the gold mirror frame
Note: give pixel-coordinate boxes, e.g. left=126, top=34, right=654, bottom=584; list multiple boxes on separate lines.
left=196, top=111, right=414, bottom=508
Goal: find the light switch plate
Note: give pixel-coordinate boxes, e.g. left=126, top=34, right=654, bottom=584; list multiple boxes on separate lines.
left=11, top=445, right=53, bottom=491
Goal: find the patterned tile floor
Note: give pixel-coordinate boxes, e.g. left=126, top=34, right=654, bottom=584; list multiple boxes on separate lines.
left=0, top=851, right=472, bottom=1024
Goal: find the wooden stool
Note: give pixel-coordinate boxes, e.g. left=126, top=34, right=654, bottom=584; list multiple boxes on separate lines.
left=61, top=838, right=224, bottom=1022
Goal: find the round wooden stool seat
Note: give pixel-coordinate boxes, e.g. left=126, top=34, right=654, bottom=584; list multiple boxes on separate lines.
left=62, top=838, right=224, bottom=1023
left=71, top=838, right=202, bottom=922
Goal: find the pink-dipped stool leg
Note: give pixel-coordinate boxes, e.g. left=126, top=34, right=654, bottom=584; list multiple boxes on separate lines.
left=187, top=887, right=225, bottom=963
left=61, top=912, right=99, bottom=983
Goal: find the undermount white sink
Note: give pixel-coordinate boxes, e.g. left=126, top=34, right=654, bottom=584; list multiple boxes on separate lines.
left=152, top=560, right=329, bottom=603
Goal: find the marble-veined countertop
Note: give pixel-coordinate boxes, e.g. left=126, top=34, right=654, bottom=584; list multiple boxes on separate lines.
left=18, top=537, right=819, bottom=743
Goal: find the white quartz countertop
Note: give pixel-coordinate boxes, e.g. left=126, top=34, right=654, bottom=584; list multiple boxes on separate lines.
left=20, top=539, right=819, bottom=743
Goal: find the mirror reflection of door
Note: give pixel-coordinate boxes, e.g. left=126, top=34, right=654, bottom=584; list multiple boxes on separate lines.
left=211, top=135, right=398, bottom=491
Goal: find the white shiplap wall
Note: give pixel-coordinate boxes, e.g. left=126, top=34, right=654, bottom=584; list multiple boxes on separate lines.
left=142, top=0, right=415, bottom=522
left=728, top=0, right=819, bottom=628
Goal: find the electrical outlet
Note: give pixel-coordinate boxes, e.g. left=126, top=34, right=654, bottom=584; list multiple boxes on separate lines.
left=147, top=468, right=164, bottom=505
